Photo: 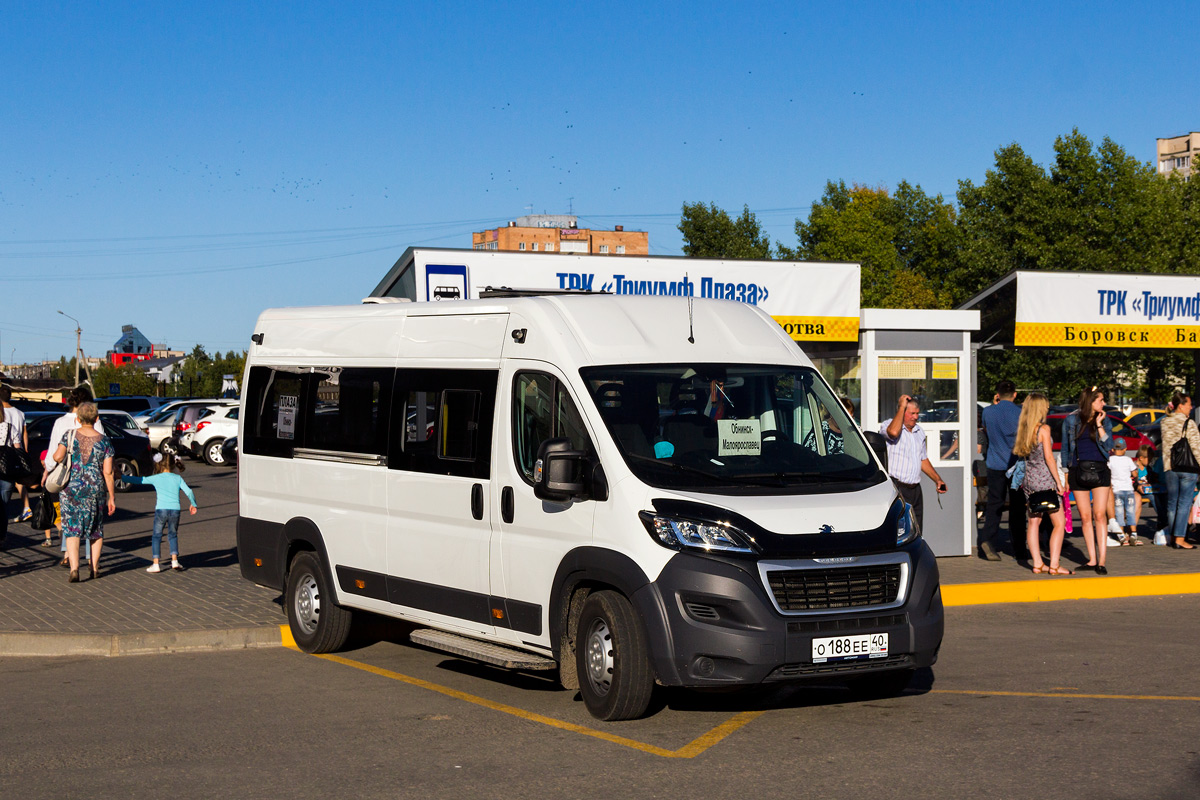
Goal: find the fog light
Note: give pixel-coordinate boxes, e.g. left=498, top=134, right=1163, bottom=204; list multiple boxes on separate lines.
left=694, top=656, right=716, bottom=677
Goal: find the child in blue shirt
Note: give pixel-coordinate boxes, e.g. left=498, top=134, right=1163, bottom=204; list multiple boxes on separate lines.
left=125, top=453, right=198, bottom=573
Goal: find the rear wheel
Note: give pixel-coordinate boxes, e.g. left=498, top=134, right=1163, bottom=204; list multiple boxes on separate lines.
left=285, top=551, right=353, bottom=653
left=113, top=458, right=137, bottom=493
left=203, top=438, right=226, bottom=466
left=159, top=439, right=177, bottom=456
left=575, top=590, right=654, bottom=721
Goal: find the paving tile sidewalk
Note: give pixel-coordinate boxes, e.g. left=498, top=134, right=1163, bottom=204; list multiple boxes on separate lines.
left=2, top=465, right=1199, bottom=656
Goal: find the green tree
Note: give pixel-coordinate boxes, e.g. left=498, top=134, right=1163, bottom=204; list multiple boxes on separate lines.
left=678, top=202, right=772, bottom=259
left=780, top=181, right=954, bottom=309
left=92, top=362, right=158, bottom=397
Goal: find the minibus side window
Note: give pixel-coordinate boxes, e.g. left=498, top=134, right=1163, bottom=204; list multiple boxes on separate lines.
left=390, top=369, right=497, bottom=479
left=513, top=372, right=592, bottom=483
left=303, top=367, right=392, bottom=456
left=243, top=366, right=304, bottom=458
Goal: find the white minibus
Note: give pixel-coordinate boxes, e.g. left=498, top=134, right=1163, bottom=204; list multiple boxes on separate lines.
left=237, top=293, right=943, bottom=720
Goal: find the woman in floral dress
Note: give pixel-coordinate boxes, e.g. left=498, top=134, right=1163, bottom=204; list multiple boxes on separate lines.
left=51, top=401, right=115, bottom=582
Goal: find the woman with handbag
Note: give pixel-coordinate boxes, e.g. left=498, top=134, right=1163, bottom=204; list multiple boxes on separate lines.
left=49, top=401, right=115, bottom=582
left=1014, top=393, right=1071, bottom=574
left=1062, top=387, right=1114, bottom=574
left=1160, top=392, right=1200, bottom=550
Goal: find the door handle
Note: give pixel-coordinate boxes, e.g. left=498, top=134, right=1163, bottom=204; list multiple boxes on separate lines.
left=501, top=486, right=514, bottom=524
left=471, top=483, right=484, bottom=521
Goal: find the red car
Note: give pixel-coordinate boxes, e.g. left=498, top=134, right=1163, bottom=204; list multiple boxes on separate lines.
left=1045, top=414, right=1155, bottom=454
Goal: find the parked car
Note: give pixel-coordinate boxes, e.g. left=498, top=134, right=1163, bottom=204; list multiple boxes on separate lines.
left=220, top=435, right=238, bottom=467
left=98, top=409, right=150, bottom=436
left=97, top=395, right=171, bottom=416
left=131, top=397, right=200, bottom=425
left=1125, top=407, right=1168, bottom=429
left=144, top=399, right=232, bottom=455
left=176, top=401, right=237, bottom=458
left=24, top=410, right=155, bottom=492
left=1046, top=414, right=1155, bottom=454
left=186, top=404, right=240, bottom=466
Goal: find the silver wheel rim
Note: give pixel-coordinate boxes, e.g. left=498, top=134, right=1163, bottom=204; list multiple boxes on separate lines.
left=207, top=443, right=223, bottom=464
left=293, top=572, right=321, bottom=635
left=584, top=617, right=614, bottom=697
left=116, top=460, right=133, bottom=486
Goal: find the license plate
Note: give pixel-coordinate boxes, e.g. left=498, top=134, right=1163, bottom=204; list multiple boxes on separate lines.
left=812, top=632, right=889, bottom=663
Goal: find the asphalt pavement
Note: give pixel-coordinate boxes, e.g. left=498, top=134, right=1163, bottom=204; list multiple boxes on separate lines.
left=2, top=462, right=1199, bottom=657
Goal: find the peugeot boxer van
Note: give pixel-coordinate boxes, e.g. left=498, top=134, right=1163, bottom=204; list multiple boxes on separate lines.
left=237, top=294, right=943, bottom=720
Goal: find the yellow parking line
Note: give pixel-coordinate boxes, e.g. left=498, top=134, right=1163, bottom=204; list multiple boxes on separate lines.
left=942, top=572, right=1200, bottom=606
left=931, top=688, right=1200, bottom=703
left=282, top=626, right=763, bottom=759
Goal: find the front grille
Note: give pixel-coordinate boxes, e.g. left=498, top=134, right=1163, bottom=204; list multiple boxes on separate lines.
left=765, top=654, right=914, bottom=680
left=787, top=613, right=908, bottom=634
left=767, top=564, right=901, bottom=611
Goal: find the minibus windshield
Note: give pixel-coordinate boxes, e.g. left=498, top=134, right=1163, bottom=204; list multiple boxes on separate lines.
left=581, top=364, right=883, bottom=493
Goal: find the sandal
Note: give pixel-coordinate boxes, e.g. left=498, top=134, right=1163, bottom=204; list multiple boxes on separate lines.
left=1047, top=565, right=1074, bottom=575
left=1031, top=565, right=1049, bottom=574
left=60, top=556, right=70, bottom=568
left=41, top=539, right=54, bottom=547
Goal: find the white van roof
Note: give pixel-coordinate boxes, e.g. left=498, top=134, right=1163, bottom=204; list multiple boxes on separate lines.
left=251, top=295, right=809, bottom=367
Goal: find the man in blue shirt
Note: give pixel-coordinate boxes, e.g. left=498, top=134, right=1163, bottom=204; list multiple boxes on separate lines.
left=979, top=381, right=1026, bottom=561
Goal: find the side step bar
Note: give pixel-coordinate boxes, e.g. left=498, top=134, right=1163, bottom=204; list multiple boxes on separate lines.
left=410, top=629, right=558, bottom=671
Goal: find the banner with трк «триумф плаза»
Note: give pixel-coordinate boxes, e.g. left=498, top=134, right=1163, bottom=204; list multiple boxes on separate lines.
left=1015, top=271, right=1200, bottom=349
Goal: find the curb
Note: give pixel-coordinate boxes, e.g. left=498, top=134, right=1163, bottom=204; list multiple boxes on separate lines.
left=0, top=625, right=283, bottom=658
left=942, top=571, right=1200, bottom=606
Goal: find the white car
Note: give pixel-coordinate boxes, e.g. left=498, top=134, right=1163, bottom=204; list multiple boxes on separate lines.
left=188, top=404, right=240, bottom=466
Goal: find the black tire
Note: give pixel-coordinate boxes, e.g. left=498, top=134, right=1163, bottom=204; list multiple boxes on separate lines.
left=285, top=551, right=353, bottom=654
left=159, top=438, right=177, bottom=456
left=113, top=458, right=137, bottom=493
left=575, top=590, right=655, bottom=721
left=203, top=438, right=226, bottom=466
left=846, top=668, right=915, bottom=699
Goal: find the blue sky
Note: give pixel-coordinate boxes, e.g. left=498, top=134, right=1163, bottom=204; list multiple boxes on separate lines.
left=1, top=1, right=1194, bottom=364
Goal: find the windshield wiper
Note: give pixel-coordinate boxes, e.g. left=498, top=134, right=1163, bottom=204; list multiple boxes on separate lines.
left=625, top=453, right=733, bottom=483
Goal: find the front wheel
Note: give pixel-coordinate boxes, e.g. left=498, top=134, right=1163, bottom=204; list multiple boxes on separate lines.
left=285, top=551, right=353, bottom=653
left=203, top=438, right=226, bottom=466
left=575, top=590, right=655, bottom=721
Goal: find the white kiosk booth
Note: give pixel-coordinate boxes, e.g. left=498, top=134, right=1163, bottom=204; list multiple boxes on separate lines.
left=370, top=248, right=980, bottom=556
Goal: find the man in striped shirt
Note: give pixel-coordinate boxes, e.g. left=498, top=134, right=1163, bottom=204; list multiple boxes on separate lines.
left=880, top=394, right=947, bottom=533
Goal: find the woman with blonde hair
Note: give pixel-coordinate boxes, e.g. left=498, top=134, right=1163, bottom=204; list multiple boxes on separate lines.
left=1014, top=393, right=1072, bottom=574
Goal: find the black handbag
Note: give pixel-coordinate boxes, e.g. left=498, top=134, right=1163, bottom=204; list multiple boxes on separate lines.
left=1075, top=461, right=1105, bottom=488
left=0, top=445, right=39, bottom=483
left=1170, top=420, right=1200, bottom=474
left=28, top=495, right=55, bottom=531
left=1027, top=490, right=1061, bottom=514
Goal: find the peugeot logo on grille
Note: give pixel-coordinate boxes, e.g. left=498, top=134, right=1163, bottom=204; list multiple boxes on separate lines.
left=818, top=524, right=835, bottom=534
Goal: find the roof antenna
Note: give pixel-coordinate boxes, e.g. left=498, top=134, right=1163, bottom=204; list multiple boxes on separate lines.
left=687, top=273, right=695, bottom=344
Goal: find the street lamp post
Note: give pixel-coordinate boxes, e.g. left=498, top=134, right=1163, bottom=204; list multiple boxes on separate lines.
left=57, top=310, right=93, bottom=388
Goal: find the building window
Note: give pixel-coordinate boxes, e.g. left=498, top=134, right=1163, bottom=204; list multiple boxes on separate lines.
left=531, top=242, right=538, bottom=251
left=598, top=245, right=609, bottom=254
left=519, top=242, right=526, bottom=251
left=616, top=245, right=625, bottom=254
left=545, top=243, right=554, bottom=251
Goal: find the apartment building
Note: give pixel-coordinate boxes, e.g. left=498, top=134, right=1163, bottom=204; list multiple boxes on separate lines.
left=472, top=214, right=648, bottom=255
left=1157, top=132, right=1199, bottom=178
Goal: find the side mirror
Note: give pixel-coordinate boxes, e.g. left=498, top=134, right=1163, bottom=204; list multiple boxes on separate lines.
left=863, top=430, right=889, bottom=470
left=533, top=438, right=589, bottom=502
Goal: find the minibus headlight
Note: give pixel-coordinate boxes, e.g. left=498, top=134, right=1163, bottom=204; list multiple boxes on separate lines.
left=896, top=498, right=920, bottom=546
left=639, top=512, right=757, bottom=554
